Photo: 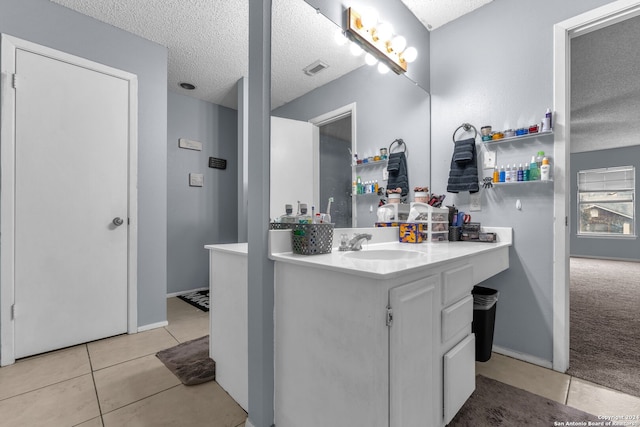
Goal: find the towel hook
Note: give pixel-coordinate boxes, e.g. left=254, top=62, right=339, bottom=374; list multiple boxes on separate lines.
left=452, top=123, right=478, bottom=143
left=388, top=138, right=407, bottom=154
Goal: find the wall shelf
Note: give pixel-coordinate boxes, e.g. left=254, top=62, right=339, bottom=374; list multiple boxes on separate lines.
left=353, top=159, right=388, bottom=168
left=492, top=179, right=553, bottom=186
left=482, top=130, right=553, bottom=145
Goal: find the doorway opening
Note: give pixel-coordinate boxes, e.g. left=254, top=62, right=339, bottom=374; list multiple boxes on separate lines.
left=310, top=103, right=357, bottom=227
left=552, top=0, right=640, bottom=373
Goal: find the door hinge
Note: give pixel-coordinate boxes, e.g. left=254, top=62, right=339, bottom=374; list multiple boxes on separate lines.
left=386, top=306, right=393, bottom=327
left=566, top=216, right=568, bottom=226
left=12, top=74, right=18, bottom=89
left=11, top=304, right=15, bottom=320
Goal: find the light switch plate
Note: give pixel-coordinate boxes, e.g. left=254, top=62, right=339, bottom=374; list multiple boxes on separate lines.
left=189, top=173, right=204, bottom=187
left=382, top=169, right=389, bottom=181
left=483, top=150, right=496, bottom=169
left=470, top=192, right=481, bottom=211
left=179, top=138, right=203, bottom=151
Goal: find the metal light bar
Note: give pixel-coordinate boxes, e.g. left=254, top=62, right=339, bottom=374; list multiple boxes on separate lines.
left=346, top=7, right=407, bottom=74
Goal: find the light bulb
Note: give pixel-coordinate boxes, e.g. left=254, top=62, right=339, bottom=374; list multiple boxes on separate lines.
left=349, top=42, right=364, bottom=57
left=390, top=36, right=407, bottom=53
left=365, top=53, right=378, bottom=66
left=360, top=8, right=378, bottom=30
left=402, top=47, right=418, bottom=63
left=334, top=28, right=348, bottom=46
left=377, top=62, right=390, bottom=74
left=374, top=22, right=393, bottom=42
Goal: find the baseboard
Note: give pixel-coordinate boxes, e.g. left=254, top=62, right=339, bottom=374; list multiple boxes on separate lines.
left=166, top=286, right=209, bottom=298
left=137, top=320, right=169, bottom=332
left=492, top=345, right=553, bottom=370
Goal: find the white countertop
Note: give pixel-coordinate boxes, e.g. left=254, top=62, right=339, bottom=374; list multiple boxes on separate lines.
left=269, top=226, right=512, bottom=280
left=205, top=227, right=512, bottom=280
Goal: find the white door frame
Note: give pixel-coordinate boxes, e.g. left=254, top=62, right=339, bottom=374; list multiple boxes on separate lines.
left=0, top=34, right=139, bottom=366
left=309, top=103, right=357, bottom=226
left=552, top=0, right=640, bottom=372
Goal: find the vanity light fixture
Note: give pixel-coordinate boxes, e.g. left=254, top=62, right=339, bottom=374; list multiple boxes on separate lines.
left=345, top=7, right=417, bottom=75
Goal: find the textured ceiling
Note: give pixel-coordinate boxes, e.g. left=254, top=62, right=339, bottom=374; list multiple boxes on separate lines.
left=49, top=0, right=492, bottom=110
left=399, top=0, right=493, bottom=31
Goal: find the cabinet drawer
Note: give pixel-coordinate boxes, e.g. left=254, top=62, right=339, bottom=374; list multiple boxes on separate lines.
left=442, top=295, right=473, bottom=343
left=443, top=334, right=476, bottom=425
left=442, top=264, right=473, bottom=306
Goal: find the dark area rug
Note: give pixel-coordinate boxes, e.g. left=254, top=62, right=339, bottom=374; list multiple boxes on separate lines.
left=177, top=290, right=209, bottom=312
left=156, top=335, right=215, bottom=386
left=448, top=375, right=602, bottom=426
left=568, top=257, right=640, bottom=398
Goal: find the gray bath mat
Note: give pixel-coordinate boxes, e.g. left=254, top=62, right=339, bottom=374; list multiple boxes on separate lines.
left=156, top=335, right=215, bottom=386
left=447, top=375, right=602, bottom=426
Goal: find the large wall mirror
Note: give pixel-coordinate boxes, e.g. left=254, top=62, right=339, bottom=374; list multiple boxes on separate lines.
left=270, top=0, right=431, bottom=228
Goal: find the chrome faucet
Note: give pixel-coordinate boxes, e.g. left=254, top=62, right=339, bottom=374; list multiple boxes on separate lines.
left=340, top=233, right=372, bottom=251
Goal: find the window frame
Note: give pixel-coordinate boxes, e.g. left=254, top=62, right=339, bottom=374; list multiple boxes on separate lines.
left=577, top=166, right=636, bottom=238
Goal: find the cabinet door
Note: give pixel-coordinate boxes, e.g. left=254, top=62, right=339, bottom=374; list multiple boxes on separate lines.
left=389, top=275, right=438, bottom=427
left=443, top=334, right=476, bottom=424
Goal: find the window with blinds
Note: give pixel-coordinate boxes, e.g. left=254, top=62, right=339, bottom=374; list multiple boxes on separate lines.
left=577, top=166, right=635, bottom=236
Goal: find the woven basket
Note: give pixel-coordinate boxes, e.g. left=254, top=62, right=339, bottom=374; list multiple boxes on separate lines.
left=291, top=224, right=334, bottom=255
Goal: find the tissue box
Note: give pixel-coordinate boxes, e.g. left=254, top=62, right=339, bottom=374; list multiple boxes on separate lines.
left=375, top=222, right=400, bottom=227
left=399, top=223, right=425, bottom=243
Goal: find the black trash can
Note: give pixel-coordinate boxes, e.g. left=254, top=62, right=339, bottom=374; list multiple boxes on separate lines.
left=472, top=285, right=499, bottom=362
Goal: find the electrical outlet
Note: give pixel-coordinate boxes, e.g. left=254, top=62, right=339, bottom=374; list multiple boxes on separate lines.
left=382, top=169, right=389, bottom=181
left=483, top=150, right=496, bottom=169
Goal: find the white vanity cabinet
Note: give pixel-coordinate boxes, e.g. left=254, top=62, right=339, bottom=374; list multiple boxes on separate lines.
left=273, top=260, right=481, bottom=427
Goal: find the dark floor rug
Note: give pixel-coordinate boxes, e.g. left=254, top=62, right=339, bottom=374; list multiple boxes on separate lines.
left=448, top=375, right=602, bottom=426
left=177, top=290, right=209, bottom=312
left=568, top=257, right=640, bottom=398
left=156, top=335, right=215, bottom=386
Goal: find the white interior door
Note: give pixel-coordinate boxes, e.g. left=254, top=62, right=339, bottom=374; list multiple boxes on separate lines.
left=270, top=117, right=315, bottom=220
left=1, top=35, right=137, bottom=361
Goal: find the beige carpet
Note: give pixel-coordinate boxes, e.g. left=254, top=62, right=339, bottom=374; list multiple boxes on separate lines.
left=568, top=257, right=640, bottom=397
left=448, top=375, right=601, bottom=426
left=156, top=335, right=215, bottom=386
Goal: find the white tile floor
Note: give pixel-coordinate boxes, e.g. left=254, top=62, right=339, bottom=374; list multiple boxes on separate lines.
left=1, top=297, right=639, bottom=426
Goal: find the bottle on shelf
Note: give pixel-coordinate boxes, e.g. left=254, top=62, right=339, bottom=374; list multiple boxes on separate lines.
left=536, top=151, right=545, bottom=169
left=505, top=165, right=512, bottom=182
left=499, top=165, right=505, bottom=183
left=297, top=204, right=312, bottom=223
left=279, top=204, right=297, bottom=223
left=540, top=157, right=551, bottom=181
left=517, top=164, right=524, bottom=182
left=356, top=176, right=363, bottom=195
left=530, top=156, right=539, bottom=181
left=493, top=166, right=499, bottom=183
left=523, top=163, right=530, bottom=181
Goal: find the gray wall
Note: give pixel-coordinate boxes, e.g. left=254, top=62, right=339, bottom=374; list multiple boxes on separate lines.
left=430, top=0, right=617, bottom=363
left=167, top=91, right=238, bottom=294
left=273, top=65, right=431, bottom=227
left=0, top=0, right=168, bottom=328
left=570, top=146, right=640, bottom=260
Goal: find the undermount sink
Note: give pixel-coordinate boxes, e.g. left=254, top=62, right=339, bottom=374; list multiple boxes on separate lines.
left=342, top=249, right=425, bottom=261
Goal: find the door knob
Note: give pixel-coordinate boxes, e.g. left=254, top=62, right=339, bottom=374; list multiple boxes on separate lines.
left=112, top=217, right=124, bottom=226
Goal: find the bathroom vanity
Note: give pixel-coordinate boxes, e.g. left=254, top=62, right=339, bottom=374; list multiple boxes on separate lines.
left=207, top=226, right=511, bottom=426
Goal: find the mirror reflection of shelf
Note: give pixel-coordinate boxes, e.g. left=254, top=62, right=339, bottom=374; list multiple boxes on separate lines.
left=493, top=180, right=553, bottom=186
left=353, top=160, right=388, bottom=168
left=482, top=130, right=553, bottom=145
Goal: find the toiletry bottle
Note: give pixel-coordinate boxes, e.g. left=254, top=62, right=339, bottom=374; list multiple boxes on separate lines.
left=493, top=166, right=499, bottom=183
left=297, top=204, right=311, bottom=223
left=544, top=108, right=552, bottom=130
left=499, top=165, right=505, bottom=183
left=280, top=204, right=296, bottom=223
left=523, top=163, right=530, bottom=181
left=356, top=176, right=363, bottom=195
left=540, top=157, right=551, bottom=181
left=505, top=165, right=511, bottom=182
left=374, top=180, right=379, bottom=194
left=352, top=180, right=357, bottom=196
left=529, top=155, right=538, bottom=180
left=536, top=151, right=545, bottom=169
left=517, top=164, right=524, bottom=182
